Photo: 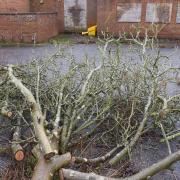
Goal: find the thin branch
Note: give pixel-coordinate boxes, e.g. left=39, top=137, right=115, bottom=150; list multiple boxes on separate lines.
left=75, top=144, right=123, bottom=164
left=81, top=65, right=101, bottom=96
left=109, top=89, right=153, bottom=165
left=161, top=132, right=180, bottom=142
left=36, top=65, right=41, bottom=111
left=157, top=96, right=167, bottom=110
left=159, top=123, right=172, bottom=155
left=53, top=81, right=66, bottom=138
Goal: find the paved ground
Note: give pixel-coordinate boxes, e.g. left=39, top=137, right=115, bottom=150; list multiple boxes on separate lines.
left=1, top=43, right=180, bottom=96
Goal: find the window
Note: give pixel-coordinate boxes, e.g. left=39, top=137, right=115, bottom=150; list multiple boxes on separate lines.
left=117, top=3, right=142, bottom=23
left=146, top=3, right=172, bottom=23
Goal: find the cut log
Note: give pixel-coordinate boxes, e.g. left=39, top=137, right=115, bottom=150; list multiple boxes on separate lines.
left=11, top=143, right=25, bottom=161
left=1, top=107, right=12, bottom=118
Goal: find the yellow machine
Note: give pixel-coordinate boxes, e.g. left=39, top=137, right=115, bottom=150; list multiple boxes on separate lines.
left=82, top=25, right=97, bottom=36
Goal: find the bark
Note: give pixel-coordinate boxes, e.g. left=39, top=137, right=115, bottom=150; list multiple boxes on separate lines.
left=81, top=65, right=101, bottom=96
left=161, top=132, right=180, bottom=142
left=75, top=144, right=123, bottom=164
left=11, top=117, right=24, bottom=161
left=60, top=169, right=115, bottom=180
left=32, top=153, right=72, bottom=180
left=124, top=150, right=180, bottom=180
left=60, top=150, right=180, bottom=180
left=1, top=107, right=12, bottom=118
left=8, top=65, right=55, bottom=159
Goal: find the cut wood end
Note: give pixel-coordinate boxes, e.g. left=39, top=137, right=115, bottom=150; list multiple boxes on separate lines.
left=7, top=111, right=13, bottom=118
left=15, top=150, right=25, bottom=161
left=1, top=110, right=13, bottom=118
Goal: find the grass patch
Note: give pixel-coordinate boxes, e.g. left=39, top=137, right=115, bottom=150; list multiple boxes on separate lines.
left=0, top=40, right=45, bottom=47
left=49, top=34, right=74, bottom=45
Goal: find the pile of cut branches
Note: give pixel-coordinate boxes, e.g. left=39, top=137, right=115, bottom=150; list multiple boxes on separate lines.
left=0, top=33, right=180, bottom=180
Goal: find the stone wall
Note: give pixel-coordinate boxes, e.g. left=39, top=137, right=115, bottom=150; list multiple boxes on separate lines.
left=97, top=0, right=180, bottom=39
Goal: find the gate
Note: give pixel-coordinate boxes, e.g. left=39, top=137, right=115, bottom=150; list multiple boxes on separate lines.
left=64, top=0, right=87, bottom=31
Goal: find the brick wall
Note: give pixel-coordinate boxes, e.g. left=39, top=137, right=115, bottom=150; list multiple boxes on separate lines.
left=30, top=0, right=56, bottom=12
left=30, top=0, right=64, bottom=33
left=0, top=0, right=63, bottom=43
left=0, top=13, right=58, bottom=43
left=87, top=0, right=97, bottom=27
left=0, top=0, right=30, bottom=12
left=97, top=0, right=180, bottom=39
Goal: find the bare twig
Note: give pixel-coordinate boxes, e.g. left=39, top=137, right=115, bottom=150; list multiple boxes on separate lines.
left=75, top=144, right=123, bottom=164
left=161, top=132, right=180, bottom=142
left=109, top=89, right=153, bottom=165
left=159, top=123, right=172, bottom=155
left=81, top=65, right=102, bottom=96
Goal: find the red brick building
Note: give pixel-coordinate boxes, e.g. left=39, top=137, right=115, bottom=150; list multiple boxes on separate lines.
left=0, top=0, right=65, bottom=43
left=0, top=0, right=97, bottom=43
left=97, top=0, right=180, bottom=39
left=0, top=0, right=180, bottom=43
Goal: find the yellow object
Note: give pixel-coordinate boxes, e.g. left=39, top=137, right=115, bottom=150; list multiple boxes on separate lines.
left=82, top=25, right=97, bottom=36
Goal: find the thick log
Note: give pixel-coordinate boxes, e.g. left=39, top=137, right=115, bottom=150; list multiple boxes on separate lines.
left=11, top=143, right=24, bottom=161
left=1, top=107, right=12, bottom=118
left=8, top=65, right=55, bottom=159
left=11, top=117, right=25, bottom=161
left=60, top=150, right=180, bottom=180
left=32, top=153, right=72, bottom=180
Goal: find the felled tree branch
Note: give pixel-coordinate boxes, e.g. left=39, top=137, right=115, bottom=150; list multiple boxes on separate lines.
left=161, top=132, right=180, bottom=142
left=32, top=152, right=72, bottom=180
left=159, top=123, right=172, bottom=155
left=60, top=150, right=180, bottom=180
left=1, top=106, right=12, bottom=118
left=52, top=81, right=66, bottom=140
left=11, top=117, right=25, bottom=161
left=81, top=65, right=101, bottom=96
left=125, top=150, right=180, bottom=180
left=157, top=95, right=180, bottom=154
left=60, top=65, right=103, bottom=153
left=8, top=65, right=55, bottom=159
left=60, top=169, right=115, bottom=180
left=75, top=144, right=123, bottom=164
left=109, top=89, right=153, bottom=165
